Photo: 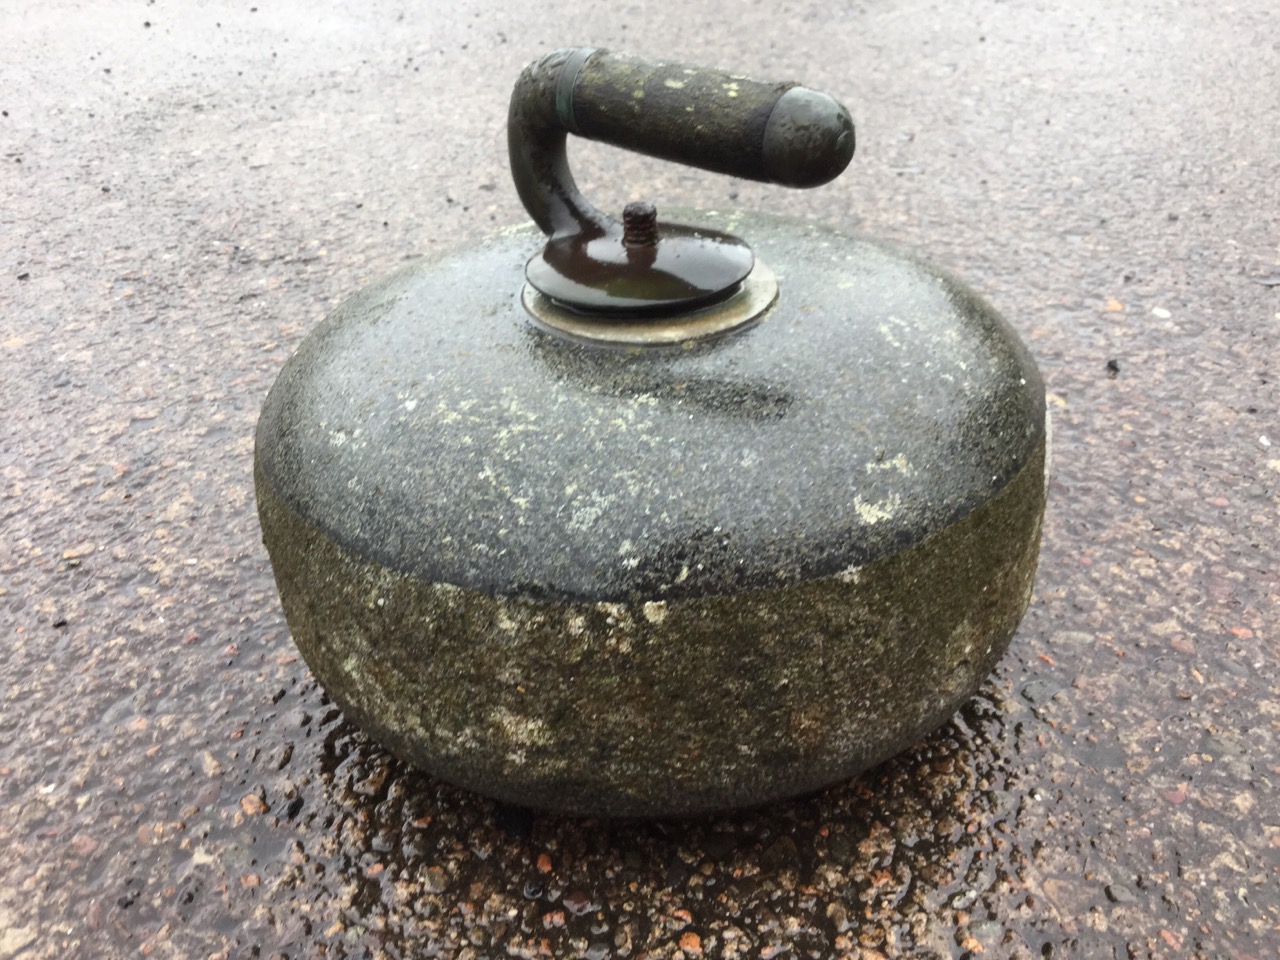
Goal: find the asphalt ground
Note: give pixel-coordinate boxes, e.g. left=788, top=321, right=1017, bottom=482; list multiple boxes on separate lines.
left=2, top=1, right=1278, bottom=957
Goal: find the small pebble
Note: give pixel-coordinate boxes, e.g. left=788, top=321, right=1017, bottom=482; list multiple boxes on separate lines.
left=1020, top=680, right=1061, bottom=706
left=679, top=930, right=703, bottom=955
left=1106, top=884, right=1138, bottom=904
left=423, top=866, right=448, bottom=893
left=969, top=919, right=1002, bottom=941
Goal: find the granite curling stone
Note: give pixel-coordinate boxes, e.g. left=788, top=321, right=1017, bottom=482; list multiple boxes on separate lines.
left=254, top=48, right=1047, bottom=817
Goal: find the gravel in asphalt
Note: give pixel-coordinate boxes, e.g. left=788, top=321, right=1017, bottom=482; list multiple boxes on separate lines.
left=2, top=1, right=1278, bottom=957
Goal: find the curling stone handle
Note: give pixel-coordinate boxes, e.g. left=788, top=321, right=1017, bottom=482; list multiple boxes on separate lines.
left=509, top=47, right=855, bottom=237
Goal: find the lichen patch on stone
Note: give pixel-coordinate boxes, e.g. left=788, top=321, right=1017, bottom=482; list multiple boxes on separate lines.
left=853, top=493, right=902, bottom=525
left=642, top=601, right=668, bottom=624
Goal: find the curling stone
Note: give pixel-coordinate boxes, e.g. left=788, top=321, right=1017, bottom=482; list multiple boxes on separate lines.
left=255, top=48, right=1047, bottom=817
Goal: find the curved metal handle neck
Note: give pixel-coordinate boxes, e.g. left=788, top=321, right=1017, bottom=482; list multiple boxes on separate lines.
left=508, top=48, right=608, bottom=237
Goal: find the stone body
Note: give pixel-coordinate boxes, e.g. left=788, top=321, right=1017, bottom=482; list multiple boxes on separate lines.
left=254, top=213, right=1047, bottom=817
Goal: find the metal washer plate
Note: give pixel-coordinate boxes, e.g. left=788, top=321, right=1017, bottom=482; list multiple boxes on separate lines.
left=521, top=260, right=778, bottom=346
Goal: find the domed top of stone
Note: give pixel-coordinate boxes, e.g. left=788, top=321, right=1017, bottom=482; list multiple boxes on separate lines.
left=256, top=213, right=1044, bottom=603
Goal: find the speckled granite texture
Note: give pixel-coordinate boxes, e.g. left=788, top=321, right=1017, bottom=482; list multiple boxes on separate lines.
left=254, top=216, right=1046, bottom=815
left=257, top=436, right=1044, bottom=816
left=2, top=1, right=1278, bottom=957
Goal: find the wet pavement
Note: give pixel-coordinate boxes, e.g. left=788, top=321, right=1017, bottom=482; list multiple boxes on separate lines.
left=2, top=1, right=1277, bottom=957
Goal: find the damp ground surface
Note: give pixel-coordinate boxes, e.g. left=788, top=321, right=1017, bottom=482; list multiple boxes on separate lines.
left=2, top=1, right=1277, bottom=958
